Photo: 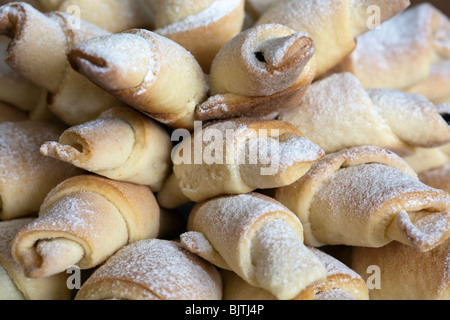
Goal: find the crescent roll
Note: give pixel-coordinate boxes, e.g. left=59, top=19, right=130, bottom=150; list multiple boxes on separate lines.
left=256, top=0, right=411, bottom=78
left=0, top=121, right=83, bottom=221
left=68, top=29, right=208, bottom=131
left=180, top=193, right=327, bottom=300
left=221, top=247, right=369, bottom=300
left=279, top=72, right=450, bottom=157
left=275, top=146, right=450, bottom=251
left=196, top=23, right=316, bottom=122
left=11, top=174, right=161, bottom=279
left=40, top=106, right=172, bottom=192
left=154, top=0, right=245, bottom=73
left=0, top=218, right=71, bottom=300
left=351, top=240, right=450, bottom=300
left=0, top=2, right=122, bottom=125
left=157, top=118, right=325, bottom=209
left=335, top=3, right=450, bottom=91
left=75, top=239, right=223, bottom=300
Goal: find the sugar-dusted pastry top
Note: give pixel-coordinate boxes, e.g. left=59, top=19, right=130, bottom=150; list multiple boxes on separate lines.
left=335, top=3, right=450, bottom=91
left=75, top=239, right=223, bottom=300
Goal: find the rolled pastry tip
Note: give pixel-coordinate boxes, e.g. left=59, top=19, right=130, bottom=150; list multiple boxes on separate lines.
left=275, top=146, right=450, bottom=251
left=68, top=29, right=208, bottom=130
left=40, top=106, right=173, bottom=191
left=0, top=218, right=71, bottom=300
left=337, top=3, right=450, bottom=91
left=221, top=247, right=369, bottom=300
left=351, top=239, right=450, bottom=300
left=75, top=239, right=223, bottom=300
left=278, top=72, right=450, bottom=156
left=157, top=118, right=325, bottom=208
left=256, top=0, right=410, bottom=77
left=11, top=174, right=161, bottom=279
left=197, top=23, right=316, bottom=121
left=154, top=0, right=245, bottom=73
left=180, top=193, right=327, bottom=300
left=0, top=2, right=124, bottom=126
left=0, top=121, right=83, bottom=221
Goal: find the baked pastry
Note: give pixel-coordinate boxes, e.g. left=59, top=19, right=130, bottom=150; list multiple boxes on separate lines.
left=275, top=146, right=450, bottom=251
left=351, top=239, right=450, bottom=300
left=11, top=174, right=161, bottom=279
left=0, top=35, right=51, bottom=122
left=0, top=120, right=83, bottom=220
left=75, top=239, right=222, bottom=300
left=255, top=0, right=410, bottom=78
left=221, top=246, right=369, bottom=300
left=68, top=28, right=208, bottom=131
left=0, top=2, right=122, bottom=125
left=196, top=23, right=316, bottom=122
left=0, top=218, right=71, bottom=300
left=279, top=72, right=450, bottom=157
left=36, top=0, right=153, bottom=33
left=157, top=118, right=325, bottom=209
left=40, top=106, right=173, bottom=192
left=154, top=0, right=245, bottom=73
left=334, top=3, right=450, bottom=91
left=180, top=193, right=327, bottom=300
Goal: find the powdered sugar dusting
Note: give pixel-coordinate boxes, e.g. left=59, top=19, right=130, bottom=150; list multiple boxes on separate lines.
left=0, top=121, right=66, bottom=183
left=156, top=0, right=242, bottom=35
left=82, top=239, right=221, bottom=300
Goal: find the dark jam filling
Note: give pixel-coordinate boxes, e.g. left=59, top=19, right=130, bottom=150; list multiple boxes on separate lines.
left=442, top=113, right=450, bottom=125
left=255, top=51, right=266, bottom=63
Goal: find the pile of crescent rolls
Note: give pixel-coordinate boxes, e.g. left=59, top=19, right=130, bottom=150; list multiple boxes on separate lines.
left=0, top=0, right=449, bottom=300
